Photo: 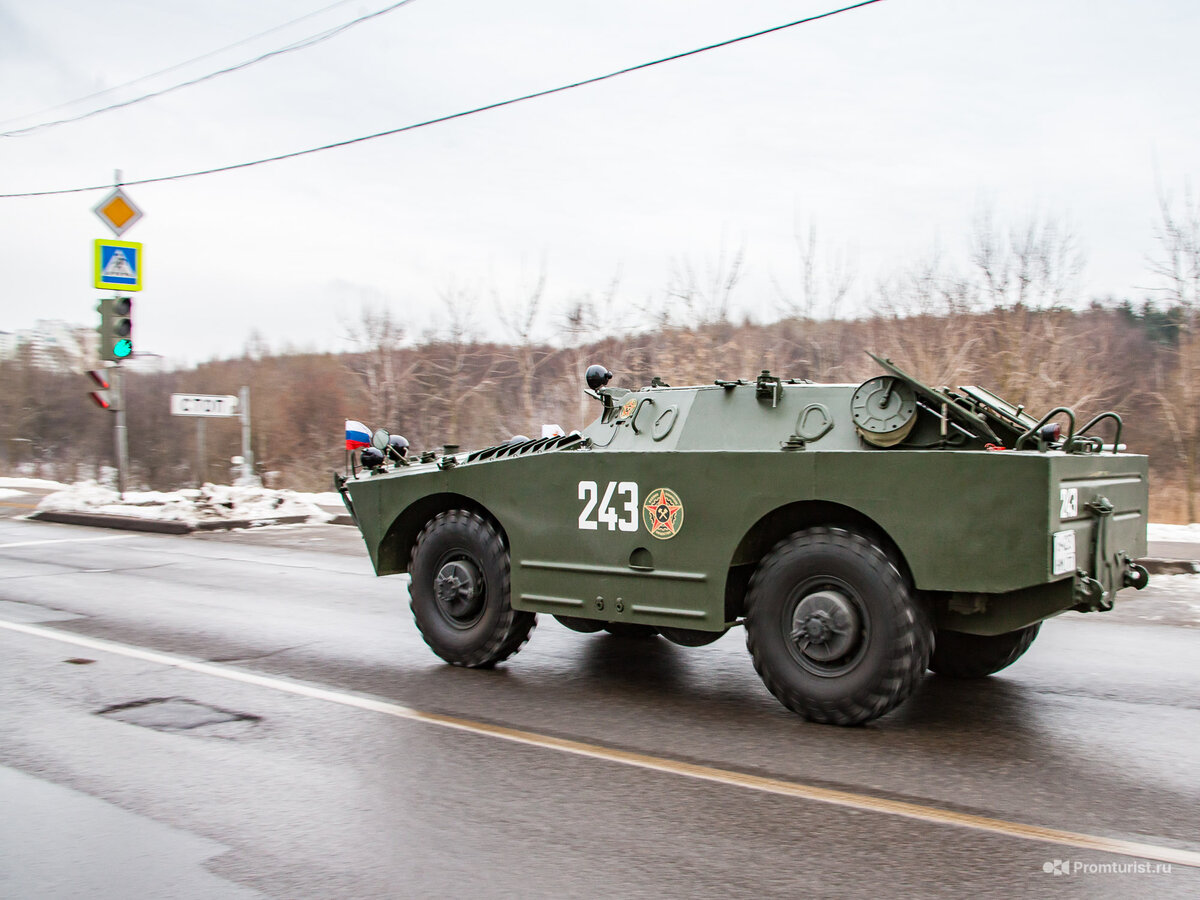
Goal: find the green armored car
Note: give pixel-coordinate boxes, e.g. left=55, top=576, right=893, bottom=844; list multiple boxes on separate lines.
left=337, top=354, right=1149, bottom=725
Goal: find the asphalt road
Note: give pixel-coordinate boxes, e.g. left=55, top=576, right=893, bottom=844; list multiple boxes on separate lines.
left=1, top=513, right=1198, bottom=899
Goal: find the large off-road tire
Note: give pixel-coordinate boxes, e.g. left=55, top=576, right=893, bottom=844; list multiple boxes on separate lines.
left=659, top=626, right=727, bottom=647
left=929, top=623, right=1040, bottom=678
left=602, top=622, right=659, bottom=638
left=554, top=615, right=604, bottom=633
left=744, top=527, right=932, bottom=726
left=409, top=510, right=536, bottom=668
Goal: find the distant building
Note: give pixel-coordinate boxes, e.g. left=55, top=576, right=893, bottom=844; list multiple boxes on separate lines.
left=0, top=320, right=96, bottom=372
left=1, top=320, right=170, bottom=373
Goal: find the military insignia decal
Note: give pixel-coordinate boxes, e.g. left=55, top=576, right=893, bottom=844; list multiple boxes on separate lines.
left=643, top=487, right=684, bottom=540
left=618, top=398, right=638, bottom=419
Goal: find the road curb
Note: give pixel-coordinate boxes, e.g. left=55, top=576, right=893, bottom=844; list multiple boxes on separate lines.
left=29, top=510, right=192, bottom=533
left=28, top=510, right=325, bottom=533
left=192, top=514, right=313, bottom=531
left=1139, top=558, right=1200, bottom=575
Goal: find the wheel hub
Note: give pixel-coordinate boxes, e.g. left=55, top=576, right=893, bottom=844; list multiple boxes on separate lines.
left=791, top=590, right=860, bottom=662
left=434, top=559, right=484, bottom=623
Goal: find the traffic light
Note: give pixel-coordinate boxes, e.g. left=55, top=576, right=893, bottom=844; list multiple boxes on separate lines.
left=87, top=369, right=115, bottom=410
left=98, top=296, right=133, bottom=361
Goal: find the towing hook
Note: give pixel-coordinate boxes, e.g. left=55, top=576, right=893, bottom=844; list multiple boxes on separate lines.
left=1123, top=562, right=1150, bottom=591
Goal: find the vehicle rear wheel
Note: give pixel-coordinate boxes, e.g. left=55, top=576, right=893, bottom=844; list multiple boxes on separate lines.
left=602, top=622, right=659, bottom=638
left=554, top=615, right=604, bottom=633
left=409, top=510, right=536, bottom=668
left=929, top=623, right=1040, bottom=678
left=744, top=526, right=931, bottom=725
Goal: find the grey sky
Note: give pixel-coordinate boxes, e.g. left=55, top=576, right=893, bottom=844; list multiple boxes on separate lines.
left=1, top=0, right=1197, bottom=363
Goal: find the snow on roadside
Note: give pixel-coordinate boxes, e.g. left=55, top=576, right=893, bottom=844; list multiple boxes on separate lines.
left=0, top=477, right=70, bottom=491
left=34, top=482, right=333, bottom=526
left=1146, top=523, right=1200, bottom=543
left=307, top=491, right=344, bottom=506
left=1146, top=572, right=1200, bottom=596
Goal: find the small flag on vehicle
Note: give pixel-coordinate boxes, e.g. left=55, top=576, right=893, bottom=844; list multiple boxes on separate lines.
left=345, top=420, right=371, bottom=449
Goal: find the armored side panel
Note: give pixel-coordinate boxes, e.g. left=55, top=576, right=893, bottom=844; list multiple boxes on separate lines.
left=344, top=377, right=1148, bottom=637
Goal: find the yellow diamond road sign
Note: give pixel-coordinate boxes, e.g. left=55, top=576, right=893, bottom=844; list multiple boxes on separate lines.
left=93, top=188, right=143, bottom=237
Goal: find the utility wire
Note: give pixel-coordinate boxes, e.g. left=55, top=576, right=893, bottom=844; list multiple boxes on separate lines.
left=0, top=0, right=886, bottom=199
left=0, top=0, right=362, bottom=129
left=0, top=0, right=420, bottom=138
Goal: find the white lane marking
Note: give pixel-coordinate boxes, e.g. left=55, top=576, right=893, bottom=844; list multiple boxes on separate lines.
left=2, top=618, right=1198, bottom=871
left=0, top=534, right=138, bottom=550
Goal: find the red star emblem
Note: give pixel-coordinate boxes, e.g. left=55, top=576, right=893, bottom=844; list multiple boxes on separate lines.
left=643, top=487, right=684, bottom=539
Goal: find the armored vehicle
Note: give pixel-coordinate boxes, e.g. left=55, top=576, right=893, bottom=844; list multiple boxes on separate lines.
left=337, top=354, right=1149, bottom=725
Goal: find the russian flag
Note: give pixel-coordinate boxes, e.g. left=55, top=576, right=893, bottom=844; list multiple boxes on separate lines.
left=345, top=420, right=371, bottom=449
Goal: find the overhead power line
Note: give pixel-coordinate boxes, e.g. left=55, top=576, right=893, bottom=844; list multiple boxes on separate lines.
left=0, top=0, right=886, bottom=199
left=0, top=0, right=363, bottom=129
left=0, top=0, right=420, bottom=138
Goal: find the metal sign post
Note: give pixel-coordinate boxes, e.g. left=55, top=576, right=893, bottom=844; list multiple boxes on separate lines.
left=90, top=171, right=144, bottom=498
left=170, top=393, right=244, bottom=487
left=112, top=366, right=129, bottom=498
left=239, top=386, right=257, bottom=485
left=195, top=418, right=207, bottom=487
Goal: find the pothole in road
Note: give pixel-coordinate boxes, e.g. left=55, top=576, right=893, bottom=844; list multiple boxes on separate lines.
left=97, top=697, right=262, bottom=738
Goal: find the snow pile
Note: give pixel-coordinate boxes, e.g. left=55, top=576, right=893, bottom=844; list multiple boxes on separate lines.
left=35, top=482, right=334, bottom=526
left=0, top=477, right=70, bottom=491
left=306, top=491, right=345, bottom=506
left=1147, top=572, right=1200, bottom=596
left=1146, top=523, right=1200, bottom=543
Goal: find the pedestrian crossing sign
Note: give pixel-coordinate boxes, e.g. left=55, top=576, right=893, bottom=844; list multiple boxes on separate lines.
left=94, top=239, right=142, bottom=291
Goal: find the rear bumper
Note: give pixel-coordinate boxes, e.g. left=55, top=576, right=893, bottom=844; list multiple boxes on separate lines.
left=932, top=555, right=1150, bottom=636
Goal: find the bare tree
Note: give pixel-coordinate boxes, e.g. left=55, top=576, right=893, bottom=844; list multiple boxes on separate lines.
left=1147, top=181, right=1200, bottom=520
left=418, top=284, right=501, bottom=447
left=964, top=210, right=1097, bottom=404
left=775, top=219, right=855, bottom=321
left=664, top=239, right=745, bottom=327
left=557, top=279, right=619, bottom=429
left=969, top=208, right=1085, bottom=309
left=342, top=300, right=409, bottom=429
left=496, top=269, right=560, bottom=435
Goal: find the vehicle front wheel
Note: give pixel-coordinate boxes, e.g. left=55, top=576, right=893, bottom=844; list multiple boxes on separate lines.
left=659, top=626, right=727, bottom=647
left=929, top=624, right=1040, bottom=678
left=409, top=510, right=535, bottom=668
left=744, top=527, right=931, bottom=725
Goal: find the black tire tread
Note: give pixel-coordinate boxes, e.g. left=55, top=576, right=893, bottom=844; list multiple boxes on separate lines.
left=929, top=623, right=1040, bottom=678
left=745, top=526, right=932, bottom=725
left=409, top=510, right=536, bottom=668
left=602, top=622, right=659, bottom=638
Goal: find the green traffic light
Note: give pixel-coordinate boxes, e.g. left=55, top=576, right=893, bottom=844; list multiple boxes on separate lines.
left=97, top=295, right=133, bottom=362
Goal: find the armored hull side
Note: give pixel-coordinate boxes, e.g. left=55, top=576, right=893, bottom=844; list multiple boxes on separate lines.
left=340, top=362, right=1150, bottom=725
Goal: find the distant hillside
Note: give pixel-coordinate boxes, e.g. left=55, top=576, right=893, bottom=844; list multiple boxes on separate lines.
left=2, top=302, right=1195, bottom=522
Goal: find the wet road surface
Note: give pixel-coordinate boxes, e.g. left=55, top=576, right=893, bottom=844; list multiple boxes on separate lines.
left=1, top=515, right=1198, bottom=898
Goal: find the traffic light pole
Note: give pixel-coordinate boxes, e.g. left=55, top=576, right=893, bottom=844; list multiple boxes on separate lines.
left=92, top=171, right=140, bottom=499
left=112, top=365, right=130, bottom=498
left=239, top=385, right=256, bottom=485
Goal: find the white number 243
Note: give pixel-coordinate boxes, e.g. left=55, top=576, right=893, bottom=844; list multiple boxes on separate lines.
left=578, top=481, right=639, bottom=532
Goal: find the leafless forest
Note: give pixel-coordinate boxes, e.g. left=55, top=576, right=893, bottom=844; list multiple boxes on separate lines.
left=4, top=202, right=1199, bottom=522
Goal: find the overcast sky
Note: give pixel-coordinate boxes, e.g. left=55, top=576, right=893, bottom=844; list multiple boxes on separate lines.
left=1, top=0, right=1197, bottom=364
